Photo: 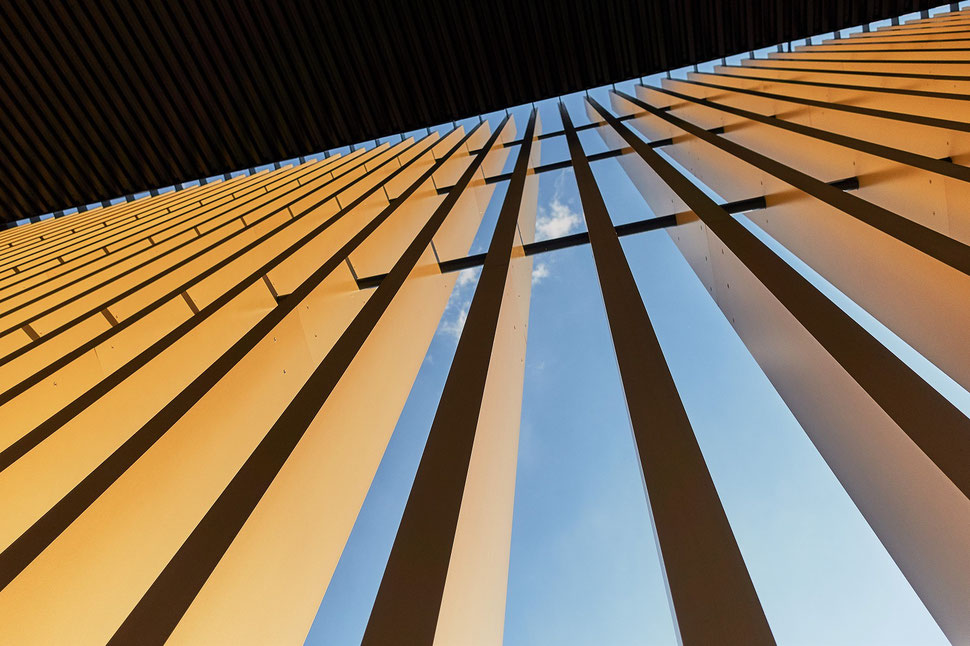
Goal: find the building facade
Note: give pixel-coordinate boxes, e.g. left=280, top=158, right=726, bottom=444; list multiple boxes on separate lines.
left=0, top=4, right=968, bottom=645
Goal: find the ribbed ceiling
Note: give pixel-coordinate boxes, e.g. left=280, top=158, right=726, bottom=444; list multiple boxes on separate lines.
left=0, top=0, right=936, bottom=222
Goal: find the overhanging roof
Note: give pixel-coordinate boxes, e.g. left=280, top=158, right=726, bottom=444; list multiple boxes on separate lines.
left=0, top=0, right=937, bottom=223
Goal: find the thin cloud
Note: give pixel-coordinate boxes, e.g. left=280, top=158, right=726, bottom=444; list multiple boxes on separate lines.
left=439, top=267, right=478, bottom=341
left=456, top=267, right=479, bottom=288
left=532, top=170, right=582, bottom=284
left=532, top=262, right=551, bottom=285
left=536, top=197, right=581, bottom=240
left=440, top=174, right=576, bottom=333
left=440, top=301, right=469, bottom=340
left=535, top=170, right=582, bottom=242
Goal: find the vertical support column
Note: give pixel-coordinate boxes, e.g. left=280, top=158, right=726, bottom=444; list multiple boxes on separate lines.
left=363, top=109, right=539, bottom=646
left=561, top=103, right=773, bottom=645
left=432, top=119, right=537, bottom=646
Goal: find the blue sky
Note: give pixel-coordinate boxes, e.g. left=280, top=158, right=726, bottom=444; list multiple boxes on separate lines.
left=300, top=83, right=964, bottom=643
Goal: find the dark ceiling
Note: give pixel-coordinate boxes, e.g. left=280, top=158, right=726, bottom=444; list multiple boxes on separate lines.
left=0, top=0, right=938, bottom=223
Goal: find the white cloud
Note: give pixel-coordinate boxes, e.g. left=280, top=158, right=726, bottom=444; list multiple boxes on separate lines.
left=438, top=172, right=579, bottom=335
left=536, top=196, right=581, bottom=241
left=456, top=267, right=479, bottom=288
left=440, top=301, right=469, bottom=340
left=536, top=169, right=582, bottom=242
left=532, top=262, right=551, bottom=285
left=438, top=266, right=479, bottom=342
left=529, top=170, right=583, bottom=285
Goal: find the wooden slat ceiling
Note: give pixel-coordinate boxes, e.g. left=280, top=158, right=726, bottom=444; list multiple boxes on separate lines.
left=0, top=0, right=936, bottom=223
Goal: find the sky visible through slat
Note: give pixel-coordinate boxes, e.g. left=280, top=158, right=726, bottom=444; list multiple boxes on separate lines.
left=300, top=7, right=967, bottom=644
